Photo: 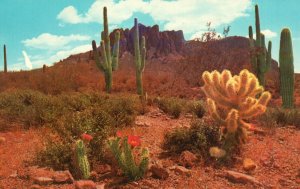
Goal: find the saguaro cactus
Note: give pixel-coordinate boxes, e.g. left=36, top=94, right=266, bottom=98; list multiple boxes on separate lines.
left=74, top=140, right=90, bottom=179
left=248, top=4, right=272, bottom=87
left=201, top=69, right=271, bottom=154
left=279, top=28, right=294, bottom=108
left=134, top=18, right=146, bottom=95
left=92, top=7, right=120, bottom=93
left=3, top=45, right=7, bottom=73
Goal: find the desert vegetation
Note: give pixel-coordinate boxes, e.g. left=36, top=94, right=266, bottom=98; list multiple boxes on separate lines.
left=0, top=3, right=299, bottom=189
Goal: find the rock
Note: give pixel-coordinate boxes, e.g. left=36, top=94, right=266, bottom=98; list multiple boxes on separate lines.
left=169, top=166, right=191, bottom=176
left=150, top=162, right=169, bottom=180
left=135, top=121, right=151, bottom=127
left=33, top=177, right=53, bottom=185
left=179, top=150, right=198, bottom=168
left=75, top=180, right=97, bottom=189
left=30, top=185, right=41, bottom=189
left=94, top=164, right=111, bottom=174
left=96, top=183, right=106, bottom=189
left=52, top=170, right=74, bottom=184
left=0, top=137, right=6, bottom=144
left=243, top=158, right=257, bottom=171
left=9, top=171, right=18, bottom=178
left=110, top=24, right=185, bottom=56
left=90, top=171, right=98, bottom=181
left=225, top=170, right=260, bottom=185
left=184, top=114, right=193, bottom=118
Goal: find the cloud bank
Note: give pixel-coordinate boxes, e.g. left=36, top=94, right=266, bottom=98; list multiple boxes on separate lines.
left=57, top=0, right=251, bottom=34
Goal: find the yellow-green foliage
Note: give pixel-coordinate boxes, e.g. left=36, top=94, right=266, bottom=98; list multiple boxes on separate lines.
left=201, top=69, right=271, bottom=150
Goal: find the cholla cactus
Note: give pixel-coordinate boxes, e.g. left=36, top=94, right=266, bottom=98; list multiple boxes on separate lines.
left=201, top=69, right=271, bottom=154
left=108, top=132, right=149, bottom=181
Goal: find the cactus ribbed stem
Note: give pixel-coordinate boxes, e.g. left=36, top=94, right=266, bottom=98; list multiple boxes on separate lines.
left=74, top=140, right=90, bottom=179
left=4, top=45, right=7, bottom=73
left=134, top=18, right=146, bottom=96
left=92, top=7, right=120, bottom=93
left=279, top=28, right=294, bottom=108
left=248, top=4, right=272, bottom=86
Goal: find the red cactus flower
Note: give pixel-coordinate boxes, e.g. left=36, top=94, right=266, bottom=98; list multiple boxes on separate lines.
left=116, top=131, right=123, bottom=138
left=81, top=133, right=93, bottom=141
left=127, top=135, right=141, bottom=147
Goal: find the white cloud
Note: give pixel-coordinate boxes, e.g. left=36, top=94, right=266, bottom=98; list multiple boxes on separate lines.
left=261, top=29, right=277, bottom=38
left=57, top=0, right=251, bottom=35
left=22, top=51, right=33, bottom=70
left=22, top=33, right=90, bottom=50
left=57, top=0, right=148, bottom=25
left=22, top=44, right=92, bottom=69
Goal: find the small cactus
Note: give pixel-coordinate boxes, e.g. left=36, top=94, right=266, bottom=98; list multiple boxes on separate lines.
left=74, top=140, right=90, bottom=179
left=201, top=69, right=271, bottom=154
left=279, top=28, right=295, bottom=108
left=108, top=133, right=149, bottom=181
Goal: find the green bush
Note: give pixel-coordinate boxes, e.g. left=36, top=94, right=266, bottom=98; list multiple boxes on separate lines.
left=187, top=100, right=206, bottom=118
left=0, top=90, right=65, bottom=127
left=155, top=97, right=183, bottom=118
left=102, top=97, right=138, bottom=127
left=259, top=107, right=300, bottom=128
left=162, top=119, right=220, bottom=160
left=36, top=139, right=73, bottom=171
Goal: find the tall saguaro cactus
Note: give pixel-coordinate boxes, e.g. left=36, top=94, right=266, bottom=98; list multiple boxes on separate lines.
left=134, top=18, right=146, bottom=96
left=92, top=7, right=120, bottom=93
left=279, top=28, right=294, bottom=108
left=3, top=45, right=7, bottom=73
left=248, top=4, right=272, bottom=87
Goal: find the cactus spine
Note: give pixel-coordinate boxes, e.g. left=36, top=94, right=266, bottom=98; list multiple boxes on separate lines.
left=3, top=45, right=7, bottom=73
left=74, top=140, right=90, bottom=179
left=248, top=4, right=272, bottom=87
left=279, top=28, right=294, bottom=108
left=201, top=69, right=271, bottom=153
left=134, top=18, right=146, bottom=96
left=92, top=7, right=120, bottom=93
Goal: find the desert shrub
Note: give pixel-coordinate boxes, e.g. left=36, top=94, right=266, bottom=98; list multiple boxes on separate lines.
left=155, top=97, right=183, bottom=118
left=103, top=97, right=138, bottom=127
left=36, top=139, right=73, bottom=171
left=187, top=100, right=206, bottom=118
left=162, top=119, right=220, bottom=160
left=0, top=90, right=65, bottom=127
left=260, top=107, right=300, bottom=128
left=52, top=108, right=113, bottom=160
left=59, top=93, right=93, bottom=112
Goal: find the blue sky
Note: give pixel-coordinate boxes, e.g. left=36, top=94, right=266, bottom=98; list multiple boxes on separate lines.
left=0, top=0, right=299, bottom=73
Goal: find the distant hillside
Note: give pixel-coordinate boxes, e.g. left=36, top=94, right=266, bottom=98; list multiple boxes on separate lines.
left=0, top=24, right=281, bottom=99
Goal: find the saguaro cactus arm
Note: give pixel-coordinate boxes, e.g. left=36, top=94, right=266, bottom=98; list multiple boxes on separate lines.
left=91, top=6, right=120, bottom=93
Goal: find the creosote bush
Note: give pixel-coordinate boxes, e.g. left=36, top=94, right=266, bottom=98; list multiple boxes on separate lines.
left=155, top=97, right=184, bottom=118
left=162, top=119, right=220, bottom=160
left=259, top=107, right=300, bottom=128
left=187, top=100, right=206, bottom=118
